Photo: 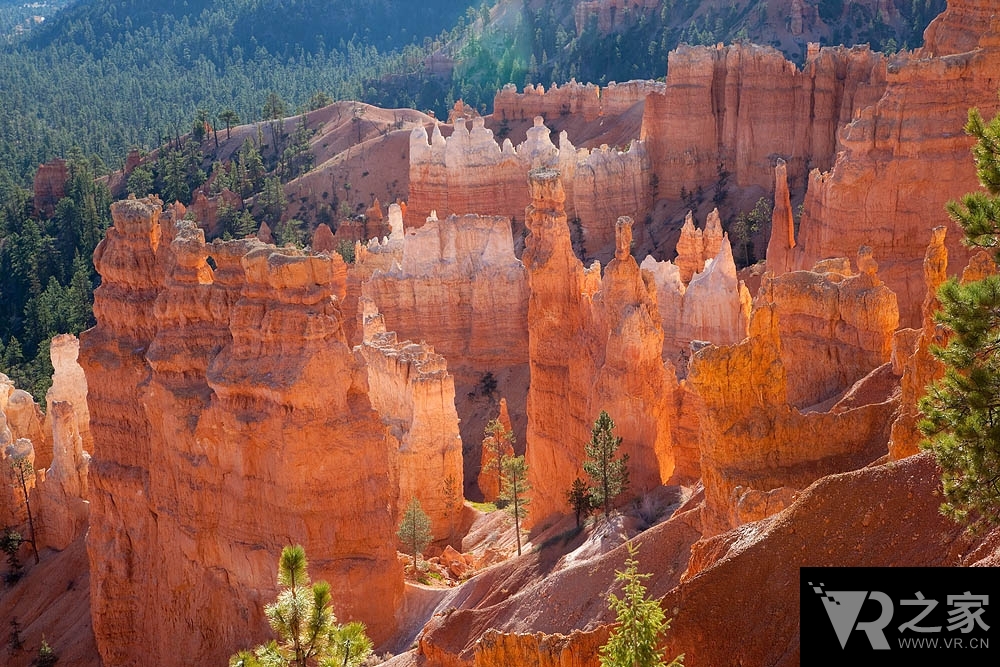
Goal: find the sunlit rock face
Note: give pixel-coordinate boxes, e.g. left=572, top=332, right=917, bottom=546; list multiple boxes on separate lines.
left=81, top=196, right=452, bottom=665
left=409, top=115, right=651, bottom=260
left=523, top=170, right=673, bottom=525
left=794, top=0, right=1000, bottom=326
left=688, top=250, right=899, bottom=536
left=641, top=42, right=887, bottom=201
left=359, top=211, right=529, bottom=490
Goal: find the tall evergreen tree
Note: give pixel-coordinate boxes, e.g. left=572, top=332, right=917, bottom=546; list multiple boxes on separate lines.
left=599, top=541, right=683, bottom=667
left=583, top=410, right=630, bottom=518
left=397, top=497, right=432, bottom=572
left=499, top=454, right=530, bottom=556
left=565, top=477, right=593, bottom=528
left=920, top=106, right=1000, bottom=529
left=481, top=416, right=514, bottom=501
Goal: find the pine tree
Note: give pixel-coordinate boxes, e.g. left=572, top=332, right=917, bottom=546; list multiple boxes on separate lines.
left=229, top=545, right=373, bottom=667
left=583, top=411, right=630, bottom=517
left=7, top=448, right=39, bottom=564
left=397, top=497, right=432, bottom=572
left=920, top=106, right=1000, bottom=529
left=565, top=477, right=593, bottom=528
left=599, top=541, right=683, bottom=667
left=219, top=109, right=240, bottom=140
left=499, top=455, right=530, bottom=555
left=481, top=417, right=514, bottom=501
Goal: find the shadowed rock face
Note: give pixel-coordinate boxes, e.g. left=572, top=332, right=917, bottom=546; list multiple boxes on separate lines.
left=81, top=196, right=466, bottom=665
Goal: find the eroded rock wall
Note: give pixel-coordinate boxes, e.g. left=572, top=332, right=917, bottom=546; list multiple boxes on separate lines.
left=641, top=42, right=887, bottom=201
left=359, top=302, right=464, bottom=543
left=687, top=253, right=900, bottom=535
left=795, top=0, right=1000, bottom=326
left=523, top=170, right=673, bottom=524
left=360, top=212, right=529, bottom=490
left=81, top=197, right=466, bottom=665
left=760, top=247, right=899, bottom=409
left=408, top=116, right=651, bottom=260
left=493, top=80, right=663, bottom=124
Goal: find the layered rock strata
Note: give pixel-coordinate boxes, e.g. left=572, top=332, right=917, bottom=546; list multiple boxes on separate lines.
left=641, top=234, right=751, bottom=367
left=794, top=0, right=1000, bottom=325
left=359, top=299, right=464, bottom=543
left=688, top=253, right=900, bottom=535
left=80, top=196, right=470, bottom=664
left=641, top=42, right=887, bottom=201
left=759, top=247, right=899, bottom=409
left=409, top=116, right=650, bottom=259
left=493, top=80, right=663, bottom=124
left=360, top=211, right=529, bottom=484
left=523, top=169, right=673, bottom=524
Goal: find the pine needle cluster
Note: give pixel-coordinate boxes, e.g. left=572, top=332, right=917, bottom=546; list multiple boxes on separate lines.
left=230, top=545, right=373, bottom=667
left=920, top=105, right=1000, bottom=529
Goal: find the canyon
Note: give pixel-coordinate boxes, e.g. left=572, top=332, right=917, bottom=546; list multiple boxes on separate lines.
left=4, top=1, right=1000, bottom=666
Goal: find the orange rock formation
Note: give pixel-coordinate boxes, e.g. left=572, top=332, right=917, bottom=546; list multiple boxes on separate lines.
left=641, top=42, right=887, bottom=201
left=473, top=627, right=612, bottom=667
left=80, top=197, right=472, bottom=664
left=359, top=210, right=529, bottom=482
left=688, top=251, right=899, bottom=535
left=641, top=218, right=751, bottom=365
left=32, top=157, right=69, bottom=218
left=359, top=299, right=464, bottom=543
left=795, top=0, right=1000, bottom=326
left=523, top=169, right=673, bottom=524
left=493, top=80, right=662, bottom=124
left=409, top=116, right=651, bottom=259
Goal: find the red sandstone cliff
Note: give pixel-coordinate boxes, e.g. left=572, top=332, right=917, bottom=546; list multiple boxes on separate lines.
left=80, top=196, right=473, bottom=665
left=794, top=0, right=1000, bottom=327
left=523, top=169, right=673, bottom=525
left=641, top=42, right=887, bottom=203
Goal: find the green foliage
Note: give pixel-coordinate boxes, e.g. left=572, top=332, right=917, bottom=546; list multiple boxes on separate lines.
left=920, top=106, right=1000, bottom=530
left=0, top=153, right=106, bottom=401
left=229, top=545, right=373, bottom=667
left=565, top=477, right=594, bottom=528
left=481, top=416, right=514, bottom=500
left=127, top=165, right=154, bottom=197
left=499, top=454, right=530, bottom=555
left=600, top=541, right=682, bottom=667
left=730, top=197, right=772, bottom=267
left=334, top=239, right=356, bottom=264
left=34, top=637, right=58, bottom=667
left=8, top=617, right=24, bottom=655
left=274, top=218, right=307, bottom=248
left=1, top=528, right=23, bottom=580
left=583, top=411, right=630, bottom=517
left=8, top=452, right=39, bottom=564
left=397, top=497, right=432, bottom=572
